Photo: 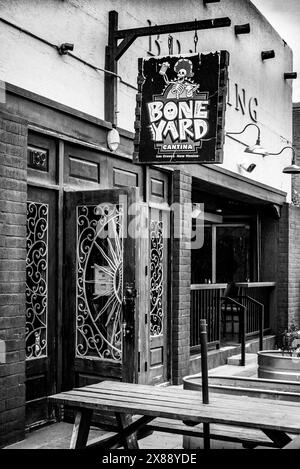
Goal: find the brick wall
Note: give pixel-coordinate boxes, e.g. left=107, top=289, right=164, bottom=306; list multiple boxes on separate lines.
left=171, top=170, right=191, bottom=384
left=277, top=204, right=289, bottom=332
left=0, top=110, right=27, bottom=448
left=292, top=103, right=300, bottom=205
left=287, top=204, right=300, bottom=327
left=277, top=203, right=300, bottom=332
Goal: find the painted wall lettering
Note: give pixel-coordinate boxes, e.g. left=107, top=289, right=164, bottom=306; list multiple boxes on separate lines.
left=227, top=79, right=258, bottom=122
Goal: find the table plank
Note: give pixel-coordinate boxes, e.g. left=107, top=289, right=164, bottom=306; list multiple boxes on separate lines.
left=57, top=388, right=300, bottom=419
left=77, top=384, right=300, bottom=408
left=51, top=382, right=300, bottom=412
left=49, top=385, right=300, bottom=434
left=88, top=381, right=300, bottom=405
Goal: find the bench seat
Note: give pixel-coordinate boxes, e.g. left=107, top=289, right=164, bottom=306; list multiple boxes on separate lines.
left=145, top=418, right=281, bottom=448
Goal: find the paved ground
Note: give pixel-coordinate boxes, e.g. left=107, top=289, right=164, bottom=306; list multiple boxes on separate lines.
left=5, top=355, right=258, bottom=450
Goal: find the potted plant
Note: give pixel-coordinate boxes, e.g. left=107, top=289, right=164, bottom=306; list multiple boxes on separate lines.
left=257, top=324, right=300, bottom=381
left=277, top=324, right=300, bottom=356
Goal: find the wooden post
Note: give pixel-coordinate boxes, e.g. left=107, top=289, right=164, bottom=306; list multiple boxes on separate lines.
left=200, top=319, right=209, bottom=404
left=200, top=319, right=210, bottom=449
left=105, top=10, right=119, bottom=126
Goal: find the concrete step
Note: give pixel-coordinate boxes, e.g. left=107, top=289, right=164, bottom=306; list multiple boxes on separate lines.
left=227, top=353, right=258, bottom=366
left=189, top=335, right=275, bottom=375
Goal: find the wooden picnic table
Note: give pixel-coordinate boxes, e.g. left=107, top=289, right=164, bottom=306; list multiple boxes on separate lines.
left=48, top=380, right=300, bottom=449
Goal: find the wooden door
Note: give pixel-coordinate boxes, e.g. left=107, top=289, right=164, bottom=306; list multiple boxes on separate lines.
left=147, top=206, right=169, bottom=384
left=137, top=205, right=170, bottom=385
left=25, top=186, right=57, bottom=426
left=63, top=187, right=138, bottom=390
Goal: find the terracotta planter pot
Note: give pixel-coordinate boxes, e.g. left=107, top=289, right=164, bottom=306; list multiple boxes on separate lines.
left=257, top=350, right=300, bottom=382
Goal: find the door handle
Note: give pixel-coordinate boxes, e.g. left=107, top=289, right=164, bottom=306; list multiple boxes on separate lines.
left=121, top=284, right=136, bottom=341
left=122, top=321, right=133, bottom=339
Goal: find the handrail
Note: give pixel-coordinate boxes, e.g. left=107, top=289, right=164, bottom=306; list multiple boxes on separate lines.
left=235, top=295, right=264, bottom=352
left=191, top=283, right=227, bottom=290
left=221, top=295, right=264, bottom=365
left=190, top=284, right=272, bottom=355
left=235, top=282, right=276, bottom=288
left=221, top=296, right=247, bottom=366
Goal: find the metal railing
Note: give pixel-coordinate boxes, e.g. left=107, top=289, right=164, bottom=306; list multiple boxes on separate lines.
left=221, top=295, right=264, bottom=366
left=190, top=283, right=275, bottom=357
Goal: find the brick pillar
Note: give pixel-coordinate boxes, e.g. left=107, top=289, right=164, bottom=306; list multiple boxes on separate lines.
left=292, top=103, right=300, bottom=204
left=0, top=110, right=27, bottom=447
left=171, top=170, right=191, bottom=384
left=277, top=204, right=289, bottom=332
left=287, top=204, right=300, bottom=327
left=278, top=203, right=300, bottom=333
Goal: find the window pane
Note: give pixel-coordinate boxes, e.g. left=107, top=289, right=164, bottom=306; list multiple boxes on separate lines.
left=191, top=226, right=212, bottom=284
left=216, top=225, right=250, bottom=283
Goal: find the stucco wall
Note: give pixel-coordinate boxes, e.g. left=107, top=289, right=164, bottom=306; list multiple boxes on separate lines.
left=0, top=0, right=293, bottom=197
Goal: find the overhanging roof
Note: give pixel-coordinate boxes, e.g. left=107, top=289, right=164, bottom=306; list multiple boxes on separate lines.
left=177, top=163, right=287, bottom=206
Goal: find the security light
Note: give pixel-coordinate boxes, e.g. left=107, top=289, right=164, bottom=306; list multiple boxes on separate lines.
left=107, top=126, right=120, bottom=152
left=239, top=163, right=256, bottom=173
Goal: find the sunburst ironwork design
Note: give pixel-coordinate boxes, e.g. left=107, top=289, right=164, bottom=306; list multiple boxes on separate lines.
left=76, top=203, right=123, bottom=361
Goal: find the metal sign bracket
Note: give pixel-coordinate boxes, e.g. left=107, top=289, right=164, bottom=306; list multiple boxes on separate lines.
left=105, top=10, right=231, bottom=125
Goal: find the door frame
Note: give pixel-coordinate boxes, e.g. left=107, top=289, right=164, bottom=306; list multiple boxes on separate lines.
left=138, top=166, right=171, bottom=385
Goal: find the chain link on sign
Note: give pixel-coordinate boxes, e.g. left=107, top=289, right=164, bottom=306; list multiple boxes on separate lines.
left=194, top=19, right=198, bottom=53
left=168, top=34, right=173, bottom=55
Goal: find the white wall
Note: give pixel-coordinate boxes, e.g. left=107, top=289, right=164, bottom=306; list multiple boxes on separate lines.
left=0, top=0, right=293, bottom=198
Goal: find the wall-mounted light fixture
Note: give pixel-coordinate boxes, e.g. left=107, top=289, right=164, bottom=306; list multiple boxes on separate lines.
left=58, top=43, right=74, bottom=55
left=107, top=125, right=120, bottom=152
left=261, top=50, right=275, bottom=61
left=227, top=125, right=300, bottom=174
left=284, top=72, right=298, bottom=80
left=227, top=123, right=269, bottom=156
left=234, top=23, right=250, bottom=35
left=239, top=163, right=256, bottom=173
left=267, top=146, right=300, bottom=174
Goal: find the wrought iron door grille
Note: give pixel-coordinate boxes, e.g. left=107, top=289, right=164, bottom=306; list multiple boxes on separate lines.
left=76, top=204, right=123, bottom=361
left=25, top=202, right=48, bottom=360
left=150, top=219, right=164, bottom=336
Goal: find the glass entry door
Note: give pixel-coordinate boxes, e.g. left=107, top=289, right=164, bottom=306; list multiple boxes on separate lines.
left=137, top=204, right=170, bottom=385
left=63, top=187, right=138, bottom=389
left=25, top=186, right=57, bottom=426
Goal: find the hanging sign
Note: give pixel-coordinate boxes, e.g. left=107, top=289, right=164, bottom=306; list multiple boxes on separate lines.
left=134, top=51, right=229, bottom=165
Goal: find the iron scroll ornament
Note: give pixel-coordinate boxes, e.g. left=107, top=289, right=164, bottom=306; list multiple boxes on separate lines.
left=25, top=202, right=48, bottom=359
left=150, top=220, right=164, bottom=336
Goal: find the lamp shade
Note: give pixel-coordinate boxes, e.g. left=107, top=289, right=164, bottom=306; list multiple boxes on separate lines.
left=244, top=143, right=269, bottom=156
left=282, top=163, right=300, bottom=174
left=107, top=127, right=120, bottom=152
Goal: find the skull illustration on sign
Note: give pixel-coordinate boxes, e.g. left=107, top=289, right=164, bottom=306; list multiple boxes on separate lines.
left=159, top=58, right=199, bottom=99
